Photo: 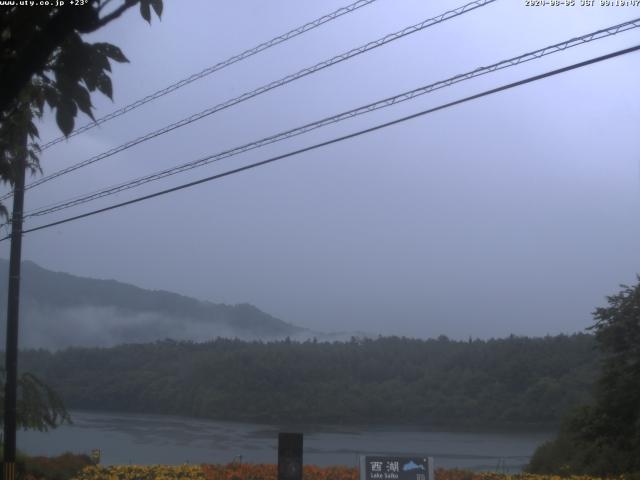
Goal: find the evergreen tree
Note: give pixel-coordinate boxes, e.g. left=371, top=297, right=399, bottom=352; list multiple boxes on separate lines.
left=528, top=278, right=640, bottom=475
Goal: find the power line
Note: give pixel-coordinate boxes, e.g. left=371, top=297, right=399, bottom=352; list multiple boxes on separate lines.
left=7, top=0, right=496, bottom=201
left=6, top=43, right=638, bottom=242
left=23, top=17, right=640, bottom=219
left=38, top=0, right=382, bottom=151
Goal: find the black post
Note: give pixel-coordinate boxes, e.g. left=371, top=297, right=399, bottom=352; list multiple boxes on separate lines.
left=3, top=158, right=25, bottom=480
left=278, top=432, right=303, bottom=480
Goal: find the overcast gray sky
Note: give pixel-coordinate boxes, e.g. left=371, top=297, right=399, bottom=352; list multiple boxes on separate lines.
left=2, top=0, right=639, bottom=339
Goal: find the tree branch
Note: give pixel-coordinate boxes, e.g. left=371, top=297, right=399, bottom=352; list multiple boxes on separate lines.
left=0, top=1, right=140, bottom=120
left=95, top=0, right=138, bottom=29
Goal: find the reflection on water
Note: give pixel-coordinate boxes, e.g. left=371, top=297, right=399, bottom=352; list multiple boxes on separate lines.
left=18, top=411, right=551, bottom=471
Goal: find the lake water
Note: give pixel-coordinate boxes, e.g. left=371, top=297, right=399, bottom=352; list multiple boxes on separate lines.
left=18, top=411, right=552, bottom=472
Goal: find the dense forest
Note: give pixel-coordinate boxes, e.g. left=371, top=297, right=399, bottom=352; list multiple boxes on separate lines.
left=17, top=334, right=597, bottom=428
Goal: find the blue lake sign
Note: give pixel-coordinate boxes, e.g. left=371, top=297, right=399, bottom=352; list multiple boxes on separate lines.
left=359, top=456, right=434, bottom=480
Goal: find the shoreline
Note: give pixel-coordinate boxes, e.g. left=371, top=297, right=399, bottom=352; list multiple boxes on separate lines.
left=64, top=408, right=558, bottom=436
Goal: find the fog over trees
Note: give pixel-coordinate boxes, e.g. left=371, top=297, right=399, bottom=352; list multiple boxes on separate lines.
left=19, top=334, right=597, bottom=428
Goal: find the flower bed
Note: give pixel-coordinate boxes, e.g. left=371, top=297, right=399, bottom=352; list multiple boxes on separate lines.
left=68, top=465, right=621, bottom=480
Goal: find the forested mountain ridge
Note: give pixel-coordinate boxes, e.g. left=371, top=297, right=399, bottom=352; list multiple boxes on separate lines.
left=18, top=334, right=598, bottom=428
left=0, top=259, right=303, bottom=348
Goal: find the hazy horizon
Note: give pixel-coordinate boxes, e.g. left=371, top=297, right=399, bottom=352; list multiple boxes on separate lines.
left=0, top=256, right=619, bottom=344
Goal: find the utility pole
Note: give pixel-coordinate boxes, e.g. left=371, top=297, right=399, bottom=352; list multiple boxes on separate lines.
left=3, top=155, right=25, bottom=480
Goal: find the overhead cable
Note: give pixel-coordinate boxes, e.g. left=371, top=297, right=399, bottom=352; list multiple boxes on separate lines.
left=23, top=17, right=640, bottom=218
left=9, top=0, right=496, bottom=201
left=6, top=43, right=638, bottom=241
left=39, top=0, right=382, bottom=151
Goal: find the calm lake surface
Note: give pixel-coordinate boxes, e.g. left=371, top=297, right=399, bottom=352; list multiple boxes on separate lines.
left=18, top=411, right=552, bottom=472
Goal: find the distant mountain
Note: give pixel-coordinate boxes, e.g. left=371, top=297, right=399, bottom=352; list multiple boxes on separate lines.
left=0, top=259, right=306, bottom=349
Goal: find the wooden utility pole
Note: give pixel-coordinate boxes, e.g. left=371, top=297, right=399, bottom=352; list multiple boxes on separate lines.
left=3, top=156, right=26, bottom=480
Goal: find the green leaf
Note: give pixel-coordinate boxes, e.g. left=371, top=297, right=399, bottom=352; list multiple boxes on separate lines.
left=73, top=84, right=95, bottom=121
left=96, top=72, right=113, bottom=100
left=140, top=0, right=151, bottom=23
left=149, top=0, right=163, bottom=18
left=94, top=42, right=129, bottom=63
left=28, top=149, right=40, bottom=166
left=55, top=100, right=77, bottom=136
left=14, top=372, right=71, bottom=431
left=57, top=33, right=86, bottom=80
left=90, top=50, right=111, bottom=73
left=33, top=89, right=45, bottom=114
left=82, top=67, right=99, bottom=92
left=42, top=85, right=59, bottom=109
left=26, top=120, right=39, bottom=140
